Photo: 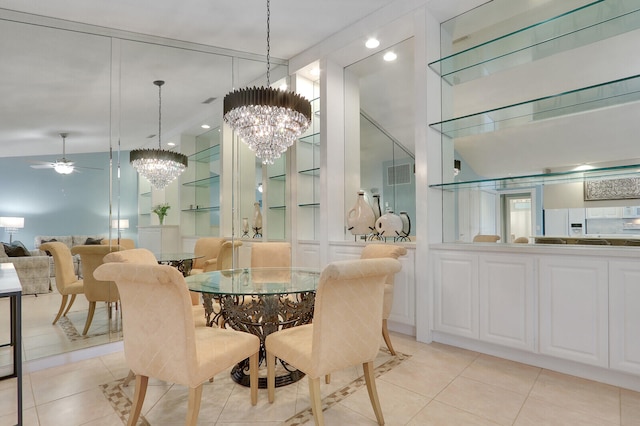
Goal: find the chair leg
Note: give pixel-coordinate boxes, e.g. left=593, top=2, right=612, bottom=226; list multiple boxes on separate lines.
left=52, top=295, right=68, bottom=324
left=267, top=351, right=276, bottom=403
left=325, top=374, right=331, bottom=384
left=382, top=319, right=396, bottom=356
left=122, top=370, right=136, bottom=387
left=250, top=352, right=258, bottom=406
left=185, top=385, right=203, bottom=426
left=308, top=377, right=324, bottom=426
left=127, top=375, right=148, bottom=426
left=363, top=361, right=384, bottom=425
left=62, top=294, right=77, bottom=316
left=82, top=301, right=96, bottom=335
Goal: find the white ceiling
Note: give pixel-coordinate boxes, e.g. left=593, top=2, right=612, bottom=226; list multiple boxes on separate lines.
left=0, top=0, right=490, bottom=162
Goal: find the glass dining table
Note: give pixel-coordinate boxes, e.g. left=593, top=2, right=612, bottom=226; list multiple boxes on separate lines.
left=185, top=267, right=320, bottom=388
left=154, top=252, right=203, bottom=276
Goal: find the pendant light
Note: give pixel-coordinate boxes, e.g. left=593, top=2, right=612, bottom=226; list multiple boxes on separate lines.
left=130, top=80, right=188, bottom=190
left=223, top=0, right=312, bottom=165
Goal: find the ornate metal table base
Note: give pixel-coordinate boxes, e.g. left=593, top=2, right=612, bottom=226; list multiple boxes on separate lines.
left=202, top=291, right=315, bottom=388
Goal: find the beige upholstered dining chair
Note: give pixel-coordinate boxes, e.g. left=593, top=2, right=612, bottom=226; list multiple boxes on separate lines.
left=360, top=243, right=407, bottom=356
left=39, top=241, right=84, bottom=325
left=101, top=238, right=136, bottom=250
left=218, top=240, right=242, bottom=270
left=94, top=262, right=260, bottom=426
left=70, top=244, right=124, bottom=335
left=190, top=237, right=227, bottom=275
left=265, top=258, right=401, bottom=426
left=473, top=234, right=501, bottom=242
left=513, top=237, right=529, bottom=243
left=251, top=242, right=291, bottom=268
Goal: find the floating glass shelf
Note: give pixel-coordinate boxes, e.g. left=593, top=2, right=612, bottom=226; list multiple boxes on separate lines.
left=299, top=132, right=320, bottom=145
left=429, top=1, right=640, bottom=85
left=298, top=167, right=320, bottom=176
left=181, top=206, right=220, bottom=212
left=268, top=173, right=286, bottom=181
left=182, top=175, right=220, bottom=187
left=298, top=203, right=320, bottom=207
left=269, top=205, right=286, bottom=210
left=189, top=145, right=220, bottom=163
left=430, top=163, right=640, bottom=191
left=429, top=74, right=640, bottom=139
left=140, top=191, right=151, bottom=197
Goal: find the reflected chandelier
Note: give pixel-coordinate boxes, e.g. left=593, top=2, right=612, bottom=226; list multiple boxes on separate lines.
left=130, top=80, right=188, bottom=190
left=223, top=0, right=311, bottom=165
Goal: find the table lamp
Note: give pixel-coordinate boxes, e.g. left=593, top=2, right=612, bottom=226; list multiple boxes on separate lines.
left=0, top=217, right=25, bottom=243
left=111, top=219, right=129, bottom=239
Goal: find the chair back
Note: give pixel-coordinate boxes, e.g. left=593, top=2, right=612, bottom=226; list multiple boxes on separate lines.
left=101, top=238, right=136, bottom=250
left=71, top=245, right=122, bottom=302
left=39, top=241, right=80, bottom=292
left=103, top=248, right=158, bottom=265
left=94, top=262, right=198, bottom=386
left=251, top=242, right=291, bottom=268
left=360, top=244, right=407, bottom=285
left=193, top=237, right=226, bottom=270
left=513, top=237, right=529, bottom=243
left=218, top=240, right=242, bottom=270
left=309, top=258, right=401, bottom=377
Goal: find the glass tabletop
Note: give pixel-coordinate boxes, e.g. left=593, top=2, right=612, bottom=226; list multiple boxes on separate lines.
left=155, top=252, right=203, bottom=262
left=185, top=267, right=321, bottom=296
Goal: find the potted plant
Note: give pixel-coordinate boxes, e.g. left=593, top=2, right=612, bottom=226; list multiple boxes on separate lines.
left=152, top=203, right=170, bottom=225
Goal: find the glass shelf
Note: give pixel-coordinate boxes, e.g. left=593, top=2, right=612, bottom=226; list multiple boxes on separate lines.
left=300, top=132, right=320, bottom=145
left=429, top=74, right=640, bottom=139
left=430, top=163, right=640, bottom=191
left=181, top=206, right=220, bottom=212
left=298, top=203, right=320, bottom=207
left=269, top=205, right=286, bottom=210
left=189, top=145, right=220, bottom=163
left=299, top=167, right=320, bottom=176
left=268, top=173, right=286, bottom=181
left=429, top=1, right=640, bottom=85
left=182, top=175, right=220, bottom=187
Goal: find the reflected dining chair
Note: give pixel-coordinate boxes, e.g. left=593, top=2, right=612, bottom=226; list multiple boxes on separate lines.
left=39, top=241, right=84, bottom=325
left=70, top=244, right=124, bottom=335
left=218, top=240, right=243, bottom=270
left=94, top=262, right=260, bottom=426
left=472, top=234, right=501, bottom=242
left=360, top=243, right=407, bottom=356
left=513, top=237, right=529, bottom=243
left=251, top=242, right=291, bottom=268
left=100, top=238, right=136, bottom=250
left=190, top=237, right=227, bottom=275
left=265, top=258, right=402, bottom=426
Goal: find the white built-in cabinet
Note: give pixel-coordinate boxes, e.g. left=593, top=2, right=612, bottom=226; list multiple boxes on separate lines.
left=432, top=246, right=640, bottom=380
left=585, top=207, right=623, bottom=219
left=138, top=225, right=180, bottom=254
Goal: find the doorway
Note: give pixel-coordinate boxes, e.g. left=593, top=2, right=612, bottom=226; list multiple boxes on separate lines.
left=501, top=192, right=533, bottom=243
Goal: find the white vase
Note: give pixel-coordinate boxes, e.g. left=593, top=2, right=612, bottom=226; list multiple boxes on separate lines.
left=347, top=191, right=375, bottom=235
left=372, top=194, right=382, bottom=222
left=242, top=217, right=249, bottom=234
left=399, top=211, right=411, bottom=236
left=375, top=209, right=403, bottom=238
left=253, top=202, right=262, bottom=230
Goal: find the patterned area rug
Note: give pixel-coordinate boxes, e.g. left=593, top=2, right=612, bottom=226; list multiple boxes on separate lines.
left=99, top=349, right=410, bottom=425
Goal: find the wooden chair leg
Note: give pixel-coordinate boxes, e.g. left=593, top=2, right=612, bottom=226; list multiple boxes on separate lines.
left=308, top=377, right=324, bottom=426
left=363, top=361, right=384, bottom=425
left=82, top=301, right=96, bottom=335
left=382, top=319, right=396, bottom=356
left=325, top=374, right=331, bottom=384
left=250, top=352, right=258, bottom=406
left=62, top=294, right=77, bottom=316
left=267, top=351, right=276, bottom=403
left=127, top=375, right=148, bottom=426
left=185, top=385, right=203, bottom=426
left=122, top=370, right=136, bottom=387
left=52, top=295, right=68, bottom=324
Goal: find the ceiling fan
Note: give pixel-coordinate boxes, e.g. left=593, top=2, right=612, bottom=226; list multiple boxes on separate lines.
left=30, top=133, right=103, bottom=174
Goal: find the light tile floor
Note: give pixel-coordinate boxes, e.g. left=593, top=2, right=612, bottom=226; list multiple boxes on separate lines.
left=0, top=332, right=639, bottom=425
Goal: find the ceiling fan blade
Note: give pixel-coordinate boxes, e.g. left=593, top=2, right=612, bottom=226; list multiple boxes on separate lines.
left=30, top=164, right=55, bottom=169
left=74, top=165, right=104, bottom=171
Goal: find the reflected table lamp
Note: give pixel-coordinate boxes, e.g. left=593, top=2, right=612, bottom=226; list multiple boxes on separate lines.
left=0, top=217, right=24, bottom=243
left=111, top=219, right=129, bottom=239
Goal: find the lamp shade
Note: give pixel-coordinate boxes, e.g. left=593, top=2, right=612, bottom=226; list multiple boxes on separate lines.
left=111, top=219, right=130, bottom=229
left=0, top=217, right=24, bottom=229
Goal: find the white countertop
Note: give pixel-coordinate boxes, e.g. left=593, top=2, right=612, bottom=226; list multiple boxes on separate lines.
left=0, top=263, right=22, bottom=294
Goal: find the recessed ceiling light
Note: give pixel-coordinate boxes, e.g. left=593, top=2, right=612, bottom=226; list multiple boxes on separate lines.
left=365, top=38, right=380, bottom=49
left=167, top=142, right=176, bottom=147
left=201, top=124, right=211, bottom=129
left=383, top=51, right=397, bottom=62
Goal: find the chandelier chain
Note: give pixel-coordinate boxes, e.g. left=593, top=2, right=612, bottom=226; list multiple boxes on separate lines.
left=157, top=82, right=162, bottom=149
left=266, top=0, right=270, bottom=86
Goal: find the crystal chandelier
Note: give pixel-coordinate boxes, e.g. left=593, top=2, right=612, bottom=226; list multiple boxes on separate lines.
left=223, top=0, right=311, bottom=165
left=130, top=80, right=188, bottom=190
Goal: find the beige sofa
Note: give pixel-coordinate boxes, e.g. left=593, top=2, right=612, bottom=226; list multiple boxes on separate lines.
left=0, top=245, right=50, bottom=294
left=34, top=235, right=104, bottom=278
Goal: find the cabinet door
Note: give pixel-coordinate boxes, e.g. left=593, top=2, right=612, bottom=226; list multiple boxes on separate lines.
left=609, top=261, right=640, bottom=375
left=433, top=252, right=478, bottom=339
left=479, top=255, right=534, bottom=351
left=539, top=257, right=608, bottom=367
left=389, top=249, right=415, bottom=328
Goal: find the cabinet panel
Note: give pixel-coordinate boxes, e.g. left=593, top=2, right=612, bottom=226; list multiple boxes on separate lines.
left=609, top=261, right=640, bottom=375
left=138, top=225, right=180, bottom=254
left=479, top=255, right=534, bottom=351
left=389, top=249, right=415, bottom=327
left=539, top=257, right=608, bottom=367
left=433, top=252, right=478, bottom=338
